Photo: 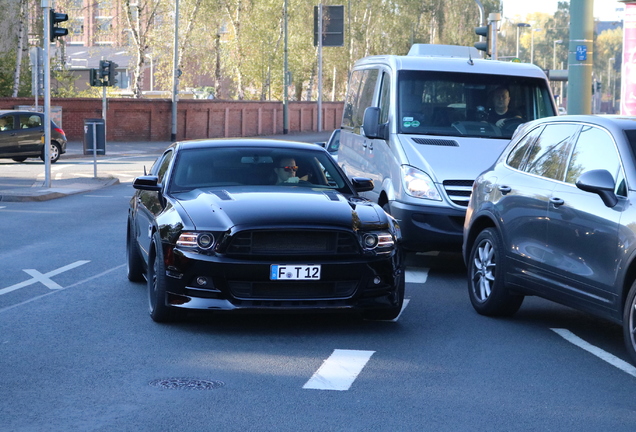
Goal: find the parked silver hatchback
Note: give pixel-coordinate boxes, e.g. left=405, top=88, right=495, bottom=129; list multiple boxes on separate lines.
left=463, top=115, right=636, bottom=365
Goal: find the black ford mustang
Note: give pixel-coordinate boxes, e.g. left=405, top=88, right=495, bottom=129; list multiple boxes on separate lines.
left=127, top=138, right=405, bottom=322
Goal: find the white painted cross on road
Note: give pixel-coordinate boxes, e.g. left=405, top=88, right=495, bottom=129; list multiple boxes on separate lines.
left=0, top=260, right=90, bottom=296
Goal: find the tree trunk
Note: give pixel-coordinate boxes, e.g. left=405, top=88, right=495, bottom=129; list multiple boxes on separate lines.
left=12, top=0, right=28, bottom=97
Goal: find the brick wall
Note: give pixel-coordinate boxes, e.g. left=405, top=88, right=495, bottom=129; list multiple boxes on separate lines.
left=0, top=98, right=344, bottom=142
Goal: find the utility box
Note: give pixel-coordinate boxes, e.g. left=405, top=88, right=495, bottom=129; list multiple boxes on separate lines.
left=83, top=118, right=105, bottom=155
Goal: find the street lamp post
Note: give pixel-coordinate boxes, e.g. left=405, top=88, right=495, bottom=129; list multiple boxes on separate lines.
left=530, top=28, right=542, bottom=64
left=609, top=57, right=616, bottom=112
left=553, top=39, right=563, bottom=101
left=516, top=23, right=530, bottom=59
left=553, top=39, right=563, bottom=70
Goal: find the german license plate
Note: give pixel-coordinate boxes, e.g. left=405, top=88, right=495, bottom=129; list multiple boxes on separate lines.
left=270, top=264, right=321, bottom=280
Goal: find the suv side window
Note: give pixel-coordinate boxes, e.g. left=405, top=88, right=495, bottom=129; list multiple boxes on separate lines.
left=524, top=123, right=580, bottom=181
left=506, top=125, right=543, bottom=169
left=565, top=125, right=626, bottom=195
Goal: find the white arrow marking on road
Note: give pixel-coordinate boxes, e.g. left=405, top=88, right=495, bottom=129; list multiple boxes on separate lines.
left=551, top=328, right=636, bottom=377
left=303, top=349, right=375, bottom=391
left=0, top=260, right=90, bottom=296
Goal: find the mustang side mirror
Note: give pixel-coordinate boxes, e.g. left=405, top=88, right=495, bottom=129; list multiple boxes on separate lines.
left=351, top=177, right=374, bottom=193
left=576, top=169, right=618, bottom=208
left=133, top=175, right=161, bottom=192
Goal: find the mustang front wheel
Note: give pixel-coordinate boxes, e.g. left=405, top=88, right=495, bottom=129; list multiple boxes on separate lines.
left=147, top=232, right=177, bottom=322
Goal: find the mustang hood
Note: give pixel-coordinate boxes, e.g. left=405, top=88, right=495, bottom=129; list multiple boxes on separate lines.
left=174, top=187, right=384, bottom=232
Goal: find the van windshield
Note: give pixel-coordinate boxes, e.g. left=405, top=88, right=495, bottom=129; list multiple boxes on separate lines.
left=398, top=70, right=555, bottom=139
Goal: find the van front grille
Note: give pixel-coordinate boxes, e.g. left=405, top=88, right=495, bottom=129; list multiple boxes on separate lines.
left=443, top=180, right=473, bottom=207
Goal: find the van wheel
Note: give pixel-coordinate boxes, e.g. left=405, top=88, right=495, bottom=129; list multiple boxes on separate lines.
left=468, top=228, right=523, bottom=316
left=623, top=280, right=636, bottom=365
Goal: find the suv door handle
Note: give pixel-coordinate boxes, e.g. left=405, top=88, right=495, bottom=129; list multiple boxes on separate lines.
left=550, top=197, right=565, bottom=207
left=498, top=185, right=511, bottom=195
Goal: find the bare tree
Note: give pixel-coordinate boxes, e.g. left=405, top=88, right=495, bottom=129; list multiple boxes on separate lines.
left=12, top=0, right=29, bottom=97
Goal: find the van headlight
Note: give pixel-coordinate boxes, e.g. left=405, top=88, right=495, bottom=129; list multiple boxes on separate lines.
left=402, top=166, right=441, bottom=201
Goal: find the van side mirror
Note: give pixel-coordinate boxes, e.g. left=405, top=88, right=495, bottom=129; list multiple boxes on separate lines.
left=575, top=169, right=618, bottom=208
left=362, top=107, right=388, bottom=140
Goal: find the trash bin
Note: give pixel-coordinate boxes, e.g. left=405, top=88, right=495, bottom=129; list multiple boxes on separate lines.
left=83, top=118, right=106, bottom=155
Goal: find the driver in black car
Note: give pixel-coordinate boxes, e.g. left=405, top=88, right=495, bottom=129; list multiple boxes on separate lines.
left=488, top=86, right=522, bottom=128
left=274, top=157, right=300, bottom=184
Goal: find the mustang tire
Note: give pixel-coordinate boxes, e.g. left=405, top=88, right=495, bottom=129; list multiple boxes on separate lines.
left=126, top=220, right=145, bottom=282
left=468, top=228, right=523, bottom=317
left=147, top=232, right=177, bottom=322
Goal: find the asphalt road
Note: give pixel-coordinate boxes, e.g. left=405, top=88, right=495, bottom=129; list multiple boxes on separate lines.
left=1, top=148, right=636, bottom=431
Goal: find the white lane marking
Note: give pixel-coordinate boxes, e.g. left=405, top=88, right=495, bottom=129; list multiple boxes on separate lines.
left=0, top=206, right=6, bottom=209
left=406, top=268, right=428, bottom=284
left=303, top=349, right=375, bottom=391
left=0, top=260, right=90, bottom=296
left=551, top=328, right=636, bottom=377
left=0, top=264, right=125, bottom=315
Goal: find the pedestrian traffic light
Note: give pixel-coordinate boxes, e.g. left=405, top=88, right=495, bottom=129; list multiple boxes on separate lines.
left=50, top=9, right=69, bottom=42
left=474, top=25, right=491, bottom=57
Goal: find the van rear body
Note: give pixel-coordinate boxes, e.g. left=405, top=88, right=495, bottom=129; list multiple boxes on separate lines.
left=338, top=44, right=557, bottom=251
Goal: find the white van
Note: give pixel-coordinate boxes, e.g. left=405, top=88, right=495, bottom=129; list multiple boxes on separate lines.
left=338, top=44, right=557, bottom=252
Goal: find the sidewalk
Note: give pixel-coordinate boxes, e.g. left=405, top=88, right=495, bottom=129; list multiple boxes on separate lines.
left=0, top=131, right=333, bottom=202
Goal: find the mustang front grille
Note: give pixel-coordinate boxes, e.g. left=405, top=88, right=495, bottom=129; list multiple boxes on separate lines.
left=225, top=230, right=358, bottom=256
left=228, top=281, right=358, bottom=299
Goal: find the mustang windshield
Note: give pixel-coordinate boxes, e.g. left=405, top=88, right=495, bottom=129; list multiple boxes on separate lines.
left=169, top=146, right=350, bottom=193
left=398, top=70, right=555, bottom=139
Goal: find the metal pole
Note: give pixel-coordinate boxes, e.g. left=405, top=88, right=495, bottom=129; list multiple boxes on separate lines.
left=516, top=26, right=520, bottom=58
left=42, top=0, right=51, bottom=188
left=567, top=0, right=593, bottom=115
left=283, top=0, right=289, bottom=134
left=92, top=122, right=97, bottom=178
left=171, top=0, right=180, bottom=142
left=489, top=13, right=500, bottom=60
left=317, top=3, right=323, bottom=132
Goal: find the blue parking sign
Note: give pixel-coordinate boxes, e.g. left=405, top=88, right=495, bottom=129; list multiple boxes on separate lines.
left=576, top=45, right=587, bottom=61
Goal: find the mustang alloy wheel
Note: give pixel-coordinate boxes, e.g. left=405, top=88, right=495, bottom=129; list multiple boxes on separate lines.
left=468, top=228, right=523, bottom=317
left=623, top=280, right=636, bottom=365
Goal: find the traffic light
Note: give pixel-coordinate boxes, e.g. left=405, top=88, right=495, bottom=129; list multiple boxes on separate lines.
left=90, top=69, right=102, bottom=87
left=50, top=9, right=69, bottom=42
left=474, top=25, right=491, bottom=57
left=99, top=60, right=119, bottom=87
left=108, top=61, right=119, bottom=86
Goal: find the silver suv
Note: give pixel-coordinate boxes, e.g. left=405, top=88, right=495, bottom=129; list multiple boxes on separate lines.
left=463, top=115, right=636, bottom=365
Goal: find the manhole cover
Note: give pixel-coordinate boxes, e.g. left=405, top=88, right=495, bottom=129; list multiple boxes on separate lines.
left=149, top=378, right=225, bottom=390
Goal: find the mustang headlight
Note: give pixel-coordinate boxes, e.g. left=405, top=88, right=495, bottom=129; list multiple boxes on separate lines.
left=361, top=232, right=395, bottom=252
left=177, top=232, right=216, bottom=250
left=402, top=166, right=441, bottom=201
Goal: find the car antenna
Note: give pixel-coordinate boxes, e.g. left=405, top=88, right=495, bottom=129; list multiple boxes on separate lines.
left=467, top=48, right=474, bottom=66
left=144, top=165, right=147, bottom=175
